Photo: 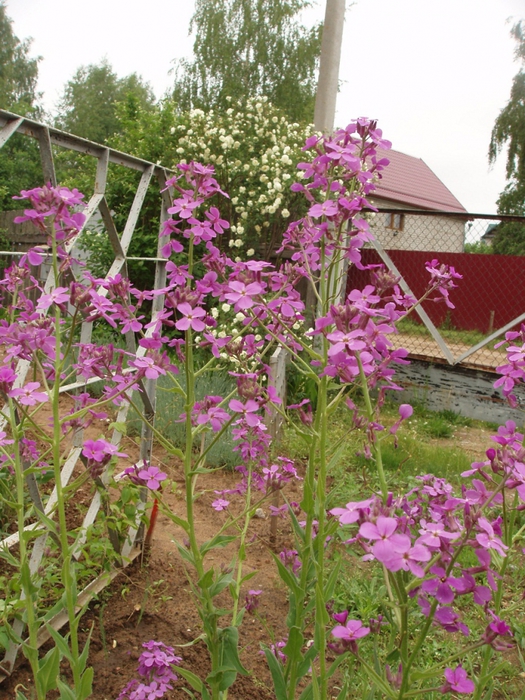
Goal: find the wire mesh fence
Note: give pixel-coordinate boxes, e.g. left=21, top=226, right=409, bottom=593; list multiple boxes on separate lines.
left=347, top=209, right=525, bottom=371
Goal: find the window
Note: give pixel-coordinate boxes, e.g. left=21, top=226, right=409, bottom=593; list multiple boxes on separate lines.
left=386, top=213, right=405, bottom=231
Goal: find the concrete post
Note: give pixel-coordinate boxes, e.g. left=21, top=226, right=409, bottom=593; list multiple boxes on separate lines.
left=314, top=0, right=346, bottom=134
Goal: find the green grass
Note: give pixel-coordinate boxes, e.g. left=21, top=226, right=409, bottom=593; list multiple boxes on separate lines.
left=397, top=316, right=506, bottom=351
left=151, top=371, right=239, bottom=468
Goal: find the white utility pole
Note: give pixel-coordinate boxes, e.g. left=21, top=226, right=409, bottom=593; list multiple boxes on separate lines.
left=314, top=0, right=346, bottom=134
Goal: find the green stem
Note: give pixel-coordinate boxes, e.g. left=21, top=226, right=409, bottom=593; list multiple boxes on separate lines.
left=10, top=402, right=44, bottom=699
left=357, top=354, right=388, bottom=501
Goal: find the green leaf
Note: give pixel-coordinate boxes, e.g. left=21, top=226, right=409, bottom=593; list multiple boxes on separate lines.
left=209, top=571, right=234, bottom=599
left=197, top=568, right=215, bottom=590
left=263, top=647, right=287, bottom=700
left=283, top=626, right=304, bottom=665
left=326, top=441, right=347, bottom=472
left=297, top=644, right=318, bottom=680
left=239, top=570, right=257, bottom=585
left=324, top=557, right=342, bottom=601
left=176, top=666, right=205, bottom=693
left=326, top=653, right=349, bottom=679
left=385, top=648, right=400, bottom=665
left=200, top=534, right=236, bottom=555
left=271, top=552, right=301, bottom=597
left=36, top=646, right=59, bottom=695
left=32, top=507, right=59, bottom=537
left=78, top=667, right=94, bottom=700
left=336, top=682, right=350, bottom=700
left=45, top=624, right=73, bottom=663
left=175, top=540, right=195, bottom=565
left=56, top=678, right=77, bottom=700
left=299, top=685, right=313, bottom=700
left=109, top=421, right=127, bottom=435
left=220, top=626, right=249, bottom=676
left=164, top=511, right=190, bottom=532
left=77, top=624, right=94, bottom=675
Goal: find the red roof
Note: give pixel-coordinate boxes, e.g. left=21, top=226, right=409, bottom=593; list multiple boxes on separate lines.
left=372, top=148, right=467, bottom=213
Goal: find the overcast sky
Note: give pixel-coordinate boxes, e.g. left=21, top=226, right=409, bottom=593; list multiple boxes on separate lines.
left=5, top=0, right=525, bottom=214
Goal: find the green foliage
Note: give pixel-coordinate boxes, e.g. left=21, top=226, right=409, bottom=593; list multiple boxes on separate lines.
left=463, top=239, right=493, bottom=254
left=173, top=0, right=322, bottom=124
left=0, top=2, right=40, bottom=115
left=489, top=19, right=525, bottom=252
left=492, top=219, right=525, bottom=255
left=54, top=59, right=155, bottom=144
left=151, top=372, right=238, bottom=468
left=0, top=3, right=43, bottom=209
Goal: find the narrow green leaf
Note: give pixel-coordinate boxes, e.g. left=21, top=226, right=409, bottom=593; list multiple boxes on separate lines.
left=177, top=665, right=205, bottom=692
left=165, top=512, right=190, bottom=532
left=36, top=646, right=59, bottom=695
left=175, top=540, right=195, bottom=565
left=45, top=624, right=73, bottom=663
left=283, top=626, right=304, bottom=665
left=299, top=685, right=313, bottom=700
left=297, top=644, right=318, bottom=679
left=56, top=678, right=76, bottom=700
left=324, top=557, right=342, bottom=601
left=220, top=626, right=249, bottom=676
left=209, top=571, right=234, bottom=599
left=197, top=568, right=214, bottom=590
left=263, top=647, right=287, bottom=700
left=200, top=534, right=236, bottom=555
left=271, top=552, right=301, bottom=597
left=78, top=667, right=94, bottom=700
left=336, top=682, right=350, bottom=700
left=109, top=421, right=127, bottom=435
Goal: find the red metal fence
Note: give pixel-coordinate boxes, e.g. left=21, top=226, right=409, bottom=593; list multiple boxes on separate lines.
left=344, top=210, right=525, bottom=369
left=347, top=247, right=525, bottom=335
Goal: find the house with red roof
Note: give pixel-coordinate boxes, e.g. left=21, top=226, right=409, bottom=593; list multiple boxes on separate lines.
left=367, top=149, right=468, bottom=253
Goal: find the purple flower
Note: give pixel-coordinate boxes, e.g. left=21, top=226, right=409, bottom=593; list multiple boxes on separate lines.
left=330, top=498, right=372, bottom=525
left=8, top=382, right=48, bottom=406
left=229, top=398, right=261, bottom=427
left=212, top=498, right=230, bottom=511
left=224, top=280, right=263, bottom=311
left=0, top=366, right=17, bottom=394
left=245, top=589, right=262, bottom=613
left=475, top=517, right=508, bottom=556
left=36, top=286, right=70, bottom=311
left=308, top=200, right=338, bottom=219
left=175, top=302, right=206, bottom=332
left=332, top=618, right=370, bottom=641
left=137, top=466, right=167, bottom=491
left=359, top=516, right=411, bottom=563
left=442, top=666, right=475, bottom=694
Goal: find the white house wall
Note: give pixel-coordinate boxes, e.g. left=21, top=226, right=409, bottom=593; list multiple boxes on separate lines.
left=367, top=199, right=466, bottom=253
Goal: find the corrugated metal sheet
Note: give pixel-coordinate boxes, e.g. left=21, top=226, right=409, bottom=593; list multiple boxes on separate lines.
left=373, top=148, right=467, bottom=213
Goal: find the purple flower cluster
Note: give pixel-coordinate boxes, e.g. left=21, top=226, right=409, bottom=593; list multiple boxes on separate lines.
left=118, top=640, right=181, bottom=700
left=331, top=471, right=513, bottom=634
left=81, top=439, right=127, bottom=479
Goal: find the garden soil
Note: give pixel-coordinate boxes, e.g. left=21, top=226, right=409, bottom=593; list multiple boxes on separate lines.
left=0, top=406, right=505, bottom=699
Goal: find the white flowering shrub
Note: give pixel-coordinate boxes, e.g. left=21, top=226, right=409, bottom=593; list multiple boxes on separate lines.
left=109, top=96, right=313, bottom=261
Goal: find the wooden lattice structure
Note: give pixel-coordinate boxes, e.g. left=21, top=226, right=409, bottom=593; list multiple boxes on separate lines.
left=0, top=109, right=174, bottom=681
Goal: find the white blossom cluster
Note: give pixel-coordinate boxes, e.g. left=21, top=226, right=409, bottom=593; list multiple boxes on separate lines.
left=167, top=96, right=312, bottom=255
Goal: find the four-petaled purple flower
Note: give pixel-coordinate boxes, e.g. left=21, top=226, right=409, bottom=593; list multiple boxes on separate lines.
left=441, top=666, right=475, bottom=694
left=175, top=302, right=207, bottom=332
left=8, top=382, right=48, bottom=406
left=137, top=466, right=167, bottom=491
